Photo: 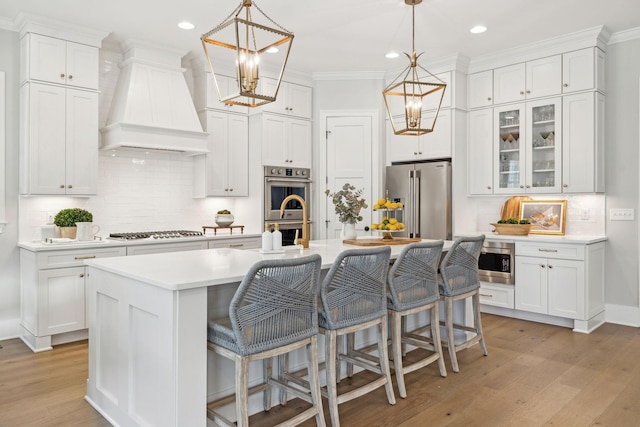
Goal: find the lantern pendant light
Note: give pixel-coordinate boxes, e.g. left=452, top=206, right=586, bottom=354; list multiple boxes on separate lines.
left=383, top=0, right=446, bottom=136
left=201, top=0, right=294, bottom=108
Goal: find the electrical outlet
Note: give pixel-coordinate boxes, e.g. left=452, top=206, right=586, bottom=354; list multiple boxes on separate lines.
left=610, top=208, right=635, bottom=221
left=46, top=211, right=55, bottom=224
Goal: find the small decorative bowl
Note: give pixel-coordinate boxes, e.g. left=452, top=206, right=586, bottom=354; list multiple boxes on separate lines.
left=215, top=214, right=234, bottom=227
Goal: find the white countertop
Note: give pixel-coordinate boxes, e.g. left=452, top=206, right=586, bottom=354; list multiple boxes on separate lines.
left=18, top=233, right=261, bottom=252
left=85, top=238, right=453, bottom=291
left=456, top=231, right=607, bottom=245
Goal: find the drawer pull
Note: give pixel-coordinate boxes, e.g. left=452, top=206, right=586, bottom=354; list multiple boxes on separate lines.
left=79, top=273, right=85, bottom=278
left=74, top=255, right=97, bottom=260
left=229, top=243, right=244, bottom=248
left=538, top=249, right=558, bottom=253
left=479, top=293, right=493, bottom=298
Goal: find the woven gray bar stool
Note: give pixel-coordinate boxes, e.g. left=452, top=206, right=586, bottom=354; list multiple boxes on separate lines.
left=439, top=235, right=487, bottom=373
left=387, top=240, right=447, bottom=398
left=319, top=246, right=395, bottom=427
left=206, top=255, right=326, bottom=427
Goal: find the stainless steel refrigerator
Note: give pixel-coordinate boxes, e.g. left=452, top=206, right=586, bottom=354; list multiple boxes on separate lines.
left=385, top=160, right=452, bottom=240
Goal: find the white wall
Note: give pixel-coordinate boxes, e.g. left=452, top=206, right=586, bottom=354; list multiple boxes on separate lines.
left=0, top=29, right=21, bottom=339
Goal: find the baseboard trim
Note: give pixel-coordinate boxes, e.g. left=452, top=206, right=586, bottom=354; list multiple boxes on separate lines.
left=0, top=318, right=21, bottom=341
left=605, top=304, right=640, bottom=327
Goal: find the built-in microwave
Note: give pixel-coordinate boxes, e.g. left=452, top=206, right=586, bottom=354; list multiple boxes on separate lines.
left=478, top=241, right=515, bottom=285
left=264, top=166, right=311, bottom=222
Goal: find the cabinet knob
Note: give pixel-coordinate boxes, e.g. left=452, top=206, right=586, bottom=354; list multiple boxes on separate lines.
left=229, top=188, right=233, bottom=192
left=548, top=265, right=553, bottom=269
left=520, top=185, right=525, bottom=188
left=525, top=185, right=530, bottom=188
left=563, top=83, right=569, bottom=87
left=563, top=184, right=568, bottom=188
left=540, top=264, right=545, bottom=268
left=526, top=90, right=531, bottom=94
left=487, top=97, right=492, bottom=101
left=80, top=273, right=85, bottom=278
left=68, top=185, right=73, bottom=189
left=487, top=186, right=491, bottom=190
left=60, top=73, right=65, bottom=79
left=68, top=74, right=74, bottom=80
left=520, top=91, right=525, bottom=95
left=60, top=184, right=65, bottom=189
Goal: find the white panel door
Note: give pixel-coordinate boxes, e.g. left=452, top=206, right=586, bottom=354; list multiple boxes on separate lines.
left=515, top=256, right=548, bottom=314
left=66, top=88, right=98, bottom=195
left=326, top=116, right=373, bottom=239
left=468, top=109, right=494, bottom=194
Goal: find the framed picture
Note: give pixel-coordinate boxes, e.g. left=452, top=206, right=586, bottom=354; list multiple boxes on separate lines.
left=519, top=200, right=567, bottom=235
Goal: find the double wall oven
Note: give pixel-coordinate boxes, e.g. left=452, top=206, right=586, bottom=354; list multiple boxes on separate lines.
left=264, top=166, right=311, bottom=246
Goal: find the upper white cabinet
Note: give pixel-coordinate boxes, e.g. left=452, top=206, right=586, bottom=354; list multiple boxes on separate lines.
left=21, top=33, right=99, bottom=90
left=468, top=70, right=493, bottom=109
left=562, top=47, right=605, bottom=94
left=493, top=56, right=561, bottom=104
left=493, top=98, right=562, bottom=194
left=194, top=110, right=249, bottom=197
left=260, top=77, right=312, bottom=119
left=467, top=109, right=493, bottom=195
left=387, top=109, right=452, bottom=163
left=562, top=92, right=605, bottom=193
left=192, top=72, right=248, bottom=115
left=253, top=113, right=312, bottom=168
left=20, top=82, right=98, bottom=195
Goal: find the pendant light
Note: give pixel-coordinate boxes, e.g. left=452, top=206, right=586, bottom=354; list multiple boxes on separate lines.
left=383, top=0, right=446, bottom=136
left=201, top=0, right=294, bottom=108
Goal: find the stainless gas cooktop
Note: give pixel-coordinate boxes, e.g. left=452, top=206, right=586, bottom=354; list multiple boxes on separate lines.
left=109, top=230, right=204, bottom=240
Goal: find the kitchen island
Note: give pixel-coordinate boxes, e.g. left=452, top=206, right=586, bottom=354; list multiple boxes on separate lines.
left=84, top=238, right=454, bottom=427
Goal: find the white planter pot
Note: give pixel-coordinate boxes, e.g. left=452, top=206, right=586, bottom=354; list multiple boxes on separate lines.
left=340, top=222, right=357, bottom=240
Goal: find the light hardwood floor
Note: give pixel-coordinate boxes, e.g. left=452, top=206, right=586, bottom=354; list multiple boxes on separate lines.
left=2, top=314, right=640, bottom=426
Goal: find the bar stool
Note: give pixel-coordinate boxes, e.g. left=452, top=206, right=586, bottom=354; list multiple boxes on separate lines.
left=387, top=241, right=447, bottom=398
left=206, top=255, right=326, bottom=427
left=439, top=235, right=487, bottom=373
left=319, top=246, right=395, bottom=427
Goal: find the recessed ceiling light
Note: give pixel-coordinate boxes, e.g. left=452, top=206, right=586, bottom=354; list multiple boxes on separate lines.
left=470, top=25, right=487, bottom=34
left=385, top=51, right=400, bottom=59
left=178, top=21, right=196, bottom=30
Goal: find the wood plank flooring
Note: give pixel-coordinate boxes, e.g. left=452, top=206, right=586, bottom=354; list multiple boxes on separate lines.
left=2, top=314, right=640, bottom=426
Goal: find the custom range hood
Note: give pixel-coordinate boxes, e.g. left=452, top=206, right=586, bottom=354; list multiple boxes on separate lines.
left=100, top=41, right=209, bottom=155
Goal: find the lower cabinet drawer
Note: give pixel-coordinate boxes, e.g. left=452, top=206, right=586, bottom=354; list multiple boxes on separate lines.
left=209, top=237, right=261, bottom=249
left=479, top=282, right=515, bottom=309
left=37, top=246, right=126, bottom=269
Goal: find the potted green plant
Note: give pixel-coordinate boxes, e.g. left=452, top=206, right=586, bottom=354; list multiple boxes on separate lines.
left=54, top=208, right=93, bottom=239
left=325, top=183, right=367, bottom=240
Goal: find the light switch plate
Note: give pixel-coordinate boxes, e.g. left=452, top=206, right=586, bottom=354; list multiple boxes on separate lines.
left=610, top=208, right=635, bottom=221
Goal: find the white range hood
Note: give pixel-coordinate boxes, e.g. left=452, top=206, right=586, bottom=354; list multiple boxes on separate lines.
left=100, top=41, right=209, bottom=155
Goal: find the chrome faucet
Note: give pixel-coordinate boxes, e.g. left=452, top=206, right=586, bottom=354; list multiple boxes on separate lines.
left=280, top=194, right=310, bottom=249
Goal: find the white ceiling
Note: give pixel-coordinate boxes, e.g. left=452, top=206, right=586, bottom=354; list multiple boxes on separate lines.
left=1, top=0, right=640, bottom=74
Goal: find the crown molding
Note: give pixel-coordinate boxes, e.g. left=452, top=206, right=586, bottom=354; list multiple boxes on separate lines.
left=609, top=26, right=640, bottom=45
left=0, top=16, right=17, bottom=32
left=469, top=25, right=609, bottom=74
left=15, top=11, right=108, bottom=47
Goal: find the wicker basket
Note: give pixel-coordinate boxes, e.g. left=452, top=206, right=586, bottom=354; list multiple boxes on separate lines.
left=490, top=223, right=533, bottom=236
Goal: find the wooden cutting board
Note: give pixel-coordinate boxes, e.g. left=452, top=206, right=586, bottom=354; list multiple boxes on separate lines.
left=342, top=237, right=422, bottom=246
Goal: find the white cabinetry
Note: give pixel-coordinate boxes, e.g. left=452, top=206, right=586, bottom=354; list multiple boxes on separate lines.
left=561, top=91, right=605, bottom=193
left=20, top=32, right=100, bottom=196
left=21, top=33, right=99, bottom=90
left=20, top=245, right=126, bottom=352
left=467, top=109, right=493, bottom=194
left=386, top=109, right=452, bottom=163
left=515, top=241, right=605, bottom=333
left=20, top=82, right=98, bottom=195
left=562, top=47, right=605, bottom=94
left=493, top=56, right=561, bottom=104
left=253, top=113, right=312, bottom=168
left=493, top=98, right=562, bottom=194
left=479, top=282, right=515, bottom=309
left=468, top=70, right=494, bottom=109
left=209, top=236, right=261, bottom=249
left=194, top=110, right=249, bottom=197
left=192, top=72, right=248, bottom=114
left=260, top=77, right=312, bottom=119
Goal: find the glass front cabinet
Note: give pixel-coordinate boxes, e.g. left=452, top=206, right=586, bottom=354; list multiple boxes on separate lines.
left=493, top=98, right=561, bottom=194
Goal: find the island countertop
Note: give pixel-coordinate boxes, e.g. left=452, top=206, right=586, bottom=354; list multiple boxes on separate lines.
left=85, top=238, right=454, bottom=291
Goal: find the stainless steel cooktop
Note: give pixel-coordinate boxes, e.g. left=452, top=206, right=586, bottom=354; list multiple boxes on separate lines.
left=109, top=230, right=204, bottom=240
